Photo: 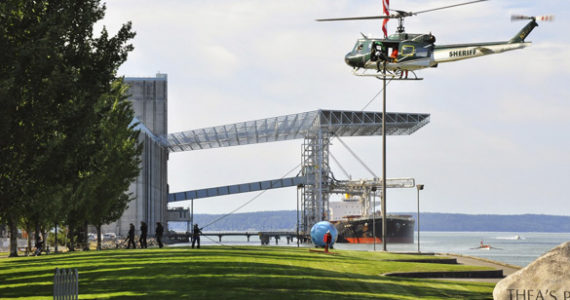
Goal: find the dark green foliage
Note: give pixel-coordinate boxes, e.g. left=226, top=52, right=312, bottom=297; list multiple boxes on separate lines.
left=46, top=228, right=66, bottom=246
left=0, top=0, right=138, bottom=256
left=88, top=80, right=142, bottom=249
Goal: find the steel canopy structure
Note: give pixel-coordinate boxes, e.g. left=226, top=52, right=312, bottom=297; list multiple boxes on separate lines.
left=166, top=109, right=430, bottom=233
left=166, top=109, right=429, bottom=152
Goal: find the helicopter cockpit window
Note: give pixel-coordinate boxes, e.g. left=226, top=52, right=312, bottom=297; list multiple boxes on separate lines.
left=402, top=45, right=415, bottom=56
left=353, top=41, right=371, bottom=53
left=353, top=43, right=363, bottom=53
left=353, top=42, right=361, bottom=52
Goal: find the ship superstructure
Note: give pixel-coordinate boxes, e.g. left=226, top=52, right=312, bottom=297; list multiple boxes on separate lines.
left=329, top=192, right=415, bottom=244
left=327, top=178, right=416, bottom=244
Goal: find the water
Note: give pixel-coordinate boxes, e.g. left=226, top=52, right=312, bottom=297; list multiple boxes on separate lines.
left=188, top=231, right=569, bottom=267
left=336, top=232, right=570, bottom=267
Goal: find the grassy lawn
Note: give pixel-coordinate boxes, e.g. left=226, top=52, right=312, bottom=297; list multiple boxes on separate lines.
left=0, top=246, right=494, bottom=299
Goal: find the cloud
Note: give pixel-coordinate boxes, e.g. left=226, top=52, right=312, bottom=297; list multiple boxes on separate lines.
left=198, top=45, right=241, bottom=78
left=497, top=92, right=570, bottom=123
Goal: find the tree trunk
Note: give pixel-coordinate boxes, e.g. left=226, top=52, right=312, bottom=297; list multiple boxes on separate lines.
left=96, top=224, right=102, bottom=251
left=25, top=223, right=32, bottom=255
left=8, top=215, right=18, bottom=257
left=68, top=226, right=75, bottom=252
left=82, top=221, right=89, bottom=251
left=41, top=227, right=47, bottom=253
left=35, top=222, right=41, bottom=251
left=54, top=223, right=58, bottom=253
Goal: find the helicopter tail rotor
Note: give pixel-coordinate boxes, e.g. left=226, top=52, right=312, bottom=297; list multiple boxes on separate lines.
left=511, top=15, right=554, bottom=22
left=508, top=14, right=552, bottom=43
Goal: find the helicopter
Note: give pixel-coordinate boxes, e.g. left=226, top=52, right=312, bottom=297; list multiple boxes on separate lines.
left=317, top=0, right=553, bottom=79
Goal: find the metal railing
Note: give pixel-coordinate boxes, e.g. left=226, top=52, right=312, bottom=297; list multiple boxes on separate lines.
left=53, top=268, right=78, bottom=300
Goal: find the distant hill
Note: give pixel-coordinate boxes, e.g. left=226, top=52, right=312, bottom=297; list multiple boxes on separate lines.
left=406, top=213, right=570, bottom=233
left=168, top=211, right=570, bottom=233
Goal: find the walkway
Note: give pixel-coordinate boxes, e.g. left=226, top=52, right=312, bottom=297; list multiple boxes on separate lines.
left=437, top=253, right=522, bottom=283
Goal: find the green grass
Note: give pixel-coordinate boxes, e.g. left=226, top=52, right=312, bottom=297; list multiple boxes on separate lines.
left=0, top=246, right=495, bottom=299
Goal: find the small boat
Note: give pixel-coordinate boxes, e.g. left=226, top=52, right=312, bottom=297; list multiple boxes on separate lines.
left=479, top=241, right=491, bottom=250
left=471, top=240, right=501, bottom=250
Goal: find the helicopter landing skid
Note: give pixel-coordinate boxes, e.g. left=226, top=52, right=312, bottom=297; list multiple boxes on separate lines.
left=352, top=69, right=423, bottom=81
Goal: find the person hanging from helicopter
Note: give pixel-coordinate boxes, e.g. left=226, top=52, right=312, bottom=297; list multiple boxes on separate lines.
left=371, top=41, right=390, bottom=72
left=371, top=41, right=387, bottom=62
left=390, top=48, right=398, bottom=62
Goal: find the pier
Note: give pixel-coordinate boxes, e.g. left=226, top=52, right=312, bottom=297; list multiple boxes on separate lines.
left=203, top=231, right=302, bottom=245
left=168, top=231, right=307, bottom=245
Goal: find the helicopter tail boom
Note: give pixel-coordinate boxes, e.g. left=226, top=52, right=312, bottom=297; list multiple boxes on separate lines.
left=509, top=19, right=539, bottom=43
left=433, top=42, right=530, bottom=64
left=432, top=18, right=541, bottom=65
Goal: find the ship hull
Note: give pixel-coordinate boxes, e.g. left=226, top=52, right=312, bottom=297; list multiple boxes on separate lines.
left=333, top=215, right=415, bottom=244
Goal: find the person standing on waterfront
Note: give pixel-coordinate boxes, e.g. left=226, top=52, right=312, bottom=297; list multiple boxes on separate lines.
left=127, top=223, right=136, bottom=249
left=192, top=224, right=202, bottom=249
left=323, top=230, right=332, bottom=253
left=155, top=222, right=164, bottom=248
left=139, top=222, right=148, bottom=248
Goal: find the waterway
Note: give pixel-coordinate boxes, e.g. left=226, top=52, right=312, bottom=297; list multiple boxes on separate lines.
left=193, top=231, right=569, bottom=267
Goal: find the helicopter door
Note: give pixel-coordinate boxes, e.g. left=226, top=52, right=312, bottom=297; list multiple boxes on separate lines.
left=385, top=43, right=399, bottom=62
left=371, top=42, right=398, bottom=62
left=368, top=41, right=384, bottom=61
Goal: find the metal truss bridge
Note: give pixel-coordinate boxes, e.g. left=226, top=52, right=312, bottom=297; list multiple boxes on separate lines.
left=166, top=109, right=429, bottom=152
left=164, top=109, right=430, bottom=233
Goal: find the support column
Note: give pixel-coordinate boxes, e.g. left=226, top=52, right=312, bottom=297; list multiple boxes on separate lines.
left=381, top=63, right=387, bottom=251
left=301, top=129, right=330, bottom=234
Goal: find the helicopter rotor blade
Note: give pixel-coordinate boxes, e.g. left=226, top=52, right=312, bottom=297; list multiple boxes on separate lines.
left=316, top=15, right=395, bottom=22
left=511, top=15, right=533, bottom=21
left=316, top=0, right=487, bottom=22
left=511, top=14, right=554, bottom=22
left=413, top=0, right=488, bottom=15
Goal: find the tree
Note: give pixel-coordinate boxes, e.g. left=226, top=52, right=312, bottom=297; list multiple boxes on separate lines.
left=0, top=0, right=135, bottom=256
left=87, top=80, right=142, bottom=250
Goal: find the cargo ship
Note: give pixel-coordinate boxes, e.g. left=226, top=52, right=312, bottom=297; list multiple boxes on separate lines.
left=333, top=215, right=415, bottom=243
left=329, top=198, right=415, bottom=244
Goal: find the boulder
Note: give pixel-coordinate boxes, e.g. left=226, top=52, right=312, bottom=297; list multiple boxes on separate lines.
left=493, top=241, right=570, bottom=300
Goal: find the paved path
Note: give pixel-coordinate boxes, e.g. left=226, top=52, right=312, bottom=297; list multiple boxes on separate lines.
left=436, top=253, right=522, bottom=283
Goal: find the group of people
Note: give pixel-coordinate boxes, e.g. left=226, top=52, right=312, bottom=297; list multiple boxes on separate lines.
left=126, top=221, right=164, bottom=249
left=124, top=222, right=203, bottom=249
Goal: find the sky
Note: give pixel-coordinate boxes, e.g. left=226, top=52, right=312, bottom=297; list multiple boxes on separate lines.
left=100, top=0, right=570, bottom=216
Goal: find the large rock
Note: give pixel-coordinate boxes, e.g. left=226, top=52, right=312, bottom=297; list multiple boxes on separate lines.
left=493, top=241, right=570, bottom=300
